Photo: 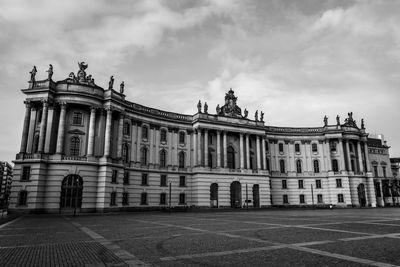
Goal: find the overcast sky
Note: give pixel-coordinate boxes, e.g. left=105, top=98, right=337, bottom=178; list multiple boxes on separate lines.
left=0, top=0, right=399, bottom=163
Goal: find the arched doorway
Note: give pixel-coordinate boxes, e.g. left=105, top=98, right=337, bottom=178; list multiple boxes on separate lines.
left=230, top=181, right=241, bottom=208
left=357, top=183, right=366, bottom=207
left=253, top=184, right=260, bottom=208
left=60, top=175, right=83, bottom=210
left=210, top=183, right=218, bottom=208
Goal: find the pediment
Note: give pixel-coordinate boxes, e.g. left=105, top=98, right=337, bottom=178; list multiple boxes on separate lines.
left=68, top=129, right=86, bottom=135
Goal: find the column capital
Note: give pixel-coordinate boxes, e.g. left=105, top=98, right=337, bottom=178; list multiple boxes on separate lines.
left=24, top=100, right=32, bottom=108
left=56, top=101, right=68, bottom=108
left=41, top=98, right=49, bottom=107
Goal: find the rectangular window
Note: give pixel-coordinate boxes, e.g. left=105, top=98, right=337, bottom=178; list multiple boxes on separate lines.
left=142, top=126, right=148, bottom=140
left=18, top=190, right=27, bottom=206
left=179, top=176, right=186, bottom=187
left=338, top=194, right=344, bottom=203
left=279, top=143, right=284, bottom=153
left=383, top=167, right=386, bottom=178
left=336, top=179, right=342, bottom=188
left=295, top=143, right=300, bottom=153
left=21, top=166, right=31, bottom=181
left=72, top=112, right=83, bottom=125
left=160, top=129, right=167, bottom=143
left=122, top=192, right=129, bottom=205
left=123, top=122, right=130, bottom=136
left=110, top=192, right=116, bottom=206
left=111, top=170, right=118, bottom=184
left=316, top=179, right=322, bottom=189
left=330, top=142, right=337, bottom=152
left=160, top=175, right=167, bottom=187
left=179, top=132, right=185, bottom=144
left=312, top=143, right=318, bottom=152
left=123, top=171, right=129, bottom=185
left=160, top=193, right=166, bottom=205
left=283, top=194, right=288, bottom=204
left=317, top=194, right=323, bottom=203
left=299, top=194, right=305, bottom=204
left=208, top=134, right=213, bottom=145
left=179, top=193, right=186, bottom=204
left=141, top=192, right=147, bottom=205
left=282, top=180, right=287, bottom=189
left=141, top=173, right=148, bottom=186
left=298, top=180, right=304, bottom=189
left=373, top=166, right=378, bottom=177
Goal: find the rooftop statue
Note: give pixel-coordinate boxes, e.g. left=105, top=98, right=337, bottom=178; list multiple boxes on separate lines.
left=260, top=111, right=264, bottom=122
left=343, top=111, right=358, bottom=128
left=255, top=110, right=258, bottom=121
left=77, top=62, right=88, bottom=83
left=120, top=81, right=124, bottom=94
left=244, top=108, right=248, bottom=118
left=336, top=115, right=340, bottom=125
left=64, top=61, right=97, bottom=86
left=216, top=104, right=221, bottom=114
left=46, top=64, right=53, bottom=80
left=109, top=76, right=114, bottom=90
left=361, top=118, right=365, bottom=129
left=204, top=102, right=208, bottom=114
left=323, top=115, right=328, bottom=126
left=30, top=66, right=37, bottom=82
left=197, top=100, right=202, bottom=113
left=217, top=88, right=243, bottom=118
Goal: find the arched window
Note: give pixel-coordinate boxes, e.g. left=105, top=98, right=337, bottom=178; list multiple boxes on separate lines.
left=122, top=143, right=129, bottom=163
left=70, top=136, right=80, bottom=156
left=280, top=159, right=285, bottom=173
left=313, top=160, right=320, bottom=173
left=159, top=149, right=167, bottom=167
left=332, top=159, right=339, bottom=172
left=279, top=143, right=284, bottom=153
left=142, top=126, right=148, bottom=140
left=140, top=147, right=148, bottom=165
left=296, top=160, right=302, bottom=173
left=123, top=122, right=130, bottom=136
left=178, top=151, right=185, bottom=168
left=160, top=129, right=167, bottom=143
left=227, top=146, right=235, bottom=169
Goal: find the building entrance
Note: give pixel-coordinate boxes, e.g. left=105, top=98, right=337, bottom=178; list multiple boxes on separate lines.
left=210, top=183, right=218, bottom=208
left=357, top=183, right=366, bottom=207
left=253, top=184, right=260, bottom=207
left=230, top=181, right=241, bottom=208
left=60, top=174, right=83, bottom=210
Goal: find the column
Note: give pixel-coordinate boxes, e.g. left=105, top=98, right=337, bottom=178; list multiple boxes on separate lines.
left=223, top=131, right=227, bottom=168
left=325, top=140, right=332, bottom=171
left=286, top=142, right=292, bottom=172
left=216, top=131, right=221, bottom=168
left=274, top=142, right=279, bottom=171
left=155, top=128, right=160, bottom=165
left=239, top=133, right=244, bottom=169
left=20, top=101, right=31, bottom=153
left=193, top=130, right=197, bottom=166
left=204, top=129, right=208, bottom=167
left=117, top=114, right=124, bottom=158
left=364, top=141, right=371, bottom=172
left=197, top=129, right=202, bottom=166
left=302, top=142, right=309, bottom=172
left=26, top=106, right=37, bottom=154
left=37, top=100, right=48, bottom=153
left=168, top=129, right=172, bottom=165
left=87, top=107, right=97, bottom=156
left=173, top=130, right=178, bottom=166
left=149, top=126, right=154, bottom=164
left=131, top=123, right=137, bottom=162
left=357, top=141, right=364, bottom=172
left=245, top=134, right=250, bottom=169
left=345, top=140, right=352, bottom=171
left=256, top=135, right=261, bottom=170
left=262, top=138, right=267, bottom=171
left=44, top=105, right=54, bottom=153
left=338, top=139, right=345, bottom=172
left=136, top=123, right=142, bottom=163
left=56, top=103, right=67, bottom=154
left=103, top=108, right=112, bottom=157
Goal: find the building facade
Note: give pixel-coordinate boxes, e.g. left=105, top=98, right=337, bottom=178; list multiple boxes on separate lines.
left=10, top=63, right=392, bottom=213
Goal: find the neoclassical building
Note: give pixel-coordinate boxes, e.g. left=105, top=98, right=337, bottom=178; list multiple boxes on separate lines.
left=9, top=62, right=395, bottom=213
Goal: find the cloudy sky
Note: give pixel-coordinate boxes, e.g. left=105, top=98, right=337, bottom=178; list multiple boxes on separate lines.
left=0, top=0, right=399, bottom=163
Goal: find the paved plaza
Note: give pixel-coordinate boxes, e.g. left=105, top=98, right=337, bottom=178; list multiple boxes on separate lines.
left=2, top=209, right=400, bottom=266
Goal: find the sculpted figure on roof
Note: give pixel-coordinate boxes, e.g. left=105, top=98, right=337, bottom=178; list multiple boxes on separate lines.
left=218, top=88, right=242, bottom=118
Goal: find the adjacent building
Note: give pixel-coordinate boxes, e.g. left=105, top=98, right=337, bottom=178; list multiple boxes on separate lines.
left=0, top=161, right=13, bottom=207
left=9, top=62, right=396, bottom=213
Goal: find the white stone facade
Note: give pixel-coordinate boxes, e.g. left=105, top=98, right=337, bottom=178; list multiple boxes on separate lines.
left=9, top=63, right=391, bottom=213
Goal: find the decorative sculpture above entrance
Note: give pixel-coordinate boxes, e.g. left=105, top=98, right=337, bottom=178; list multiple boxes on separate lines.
left=217, top=88, right=243, bottom=118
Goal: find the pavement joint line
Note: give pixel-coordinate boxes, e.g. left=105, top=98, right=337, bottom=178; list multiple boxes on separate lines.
left=296, top=225, right=376, bottom=236
left=145, top=218, right=398, bottom=267
left=65, top=218, right=152, bottom=267
left=339, top=233, right=400, bottom=242
left=0, top=240, right=98, bottom=249
left=357, top=221, right=400, bottom=227
left=0, top=216, right=22, bottom=229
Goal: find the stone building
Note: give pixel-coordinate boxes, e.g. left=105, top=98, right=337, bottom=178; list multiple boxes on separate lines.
left=0, top=161, right=13, bottom=207
left=9, top=62, right=393, bottom=213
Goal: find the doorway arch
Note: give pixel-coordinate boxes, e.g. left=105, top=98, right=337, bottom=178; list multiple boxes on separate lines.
left=210, top=183, right=218, bottom=208
left=60, top=174, right=83, bottom=209
left=357, top=183, right=366, bottom=207
left=230, top=181, right=241, bottom=208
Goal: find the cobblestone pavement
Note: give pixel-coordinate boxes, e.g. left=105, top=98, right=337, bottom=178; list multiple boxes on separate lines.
left=3, top=208, right=400, bottom=266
